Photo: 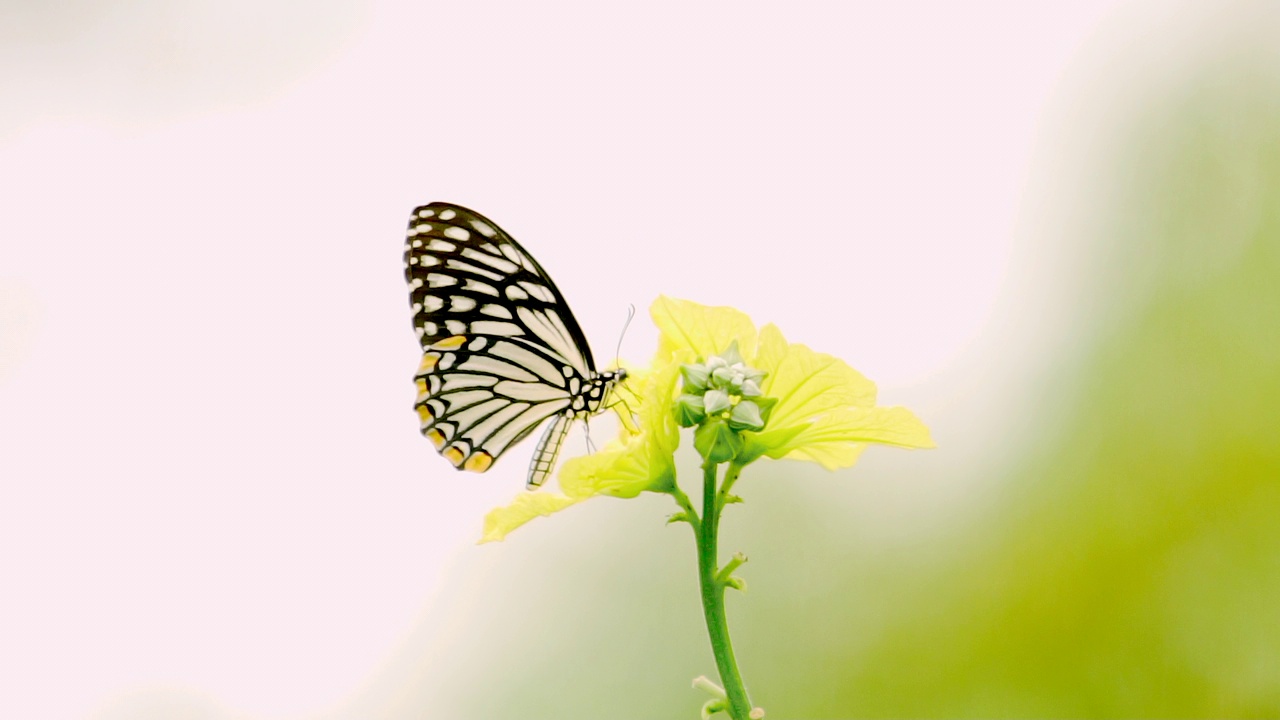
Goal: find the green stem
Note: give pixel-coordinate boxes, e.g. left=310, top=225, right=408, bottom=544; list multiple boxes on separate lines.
left=697, top=461, right=752, bottom=720
left=669, top=485, right=701, bottom=533
left=718, top=461, right=745, bottom=511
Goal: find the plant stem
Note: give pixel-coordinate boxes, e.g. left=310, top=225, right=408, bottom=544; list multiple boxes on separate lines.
left=669, top=485, right=701, bottom=533
left=697, top=460, right=752, bottom=720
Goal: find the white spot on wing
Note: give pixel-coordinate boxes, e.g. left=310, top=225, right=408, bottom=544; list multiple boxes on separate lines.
left=444, top=226, right=470, bottom=241
left=440, top=389, right=491, bottom=411
left=427, top=273, right=457, bottom=287
left=471, top=320, right=524, bottom=336
left=427, top=239, right=456, bottom=252
left=458, top=355, right=539, bottom=383
left=505, top=285, right=528, bottom=301
left=516, top=306, right=589, bottom=374
left=446, top=319, right=466, bottom=335
left=490, top=340, right=565, bottom=386
left=417, top=209, right=435, bottom=218
left=462, top=248, right=520, bottom=274
left=422, top=295, right=443, bottom=311
left=446, top=259, right=503, bottom=282
left=480, top=304, right=513, bottom=319
left=465, top=402, right=532, bottom=447
left=499, top=244, right=537, bottom=272
left=495, top=381, right=571, bottom=402
left=471, top=220, right=497, bottom=238
left=485, top=401, right=570, bottom=456
left=518, top=281, right=555, bottom=303
left=442, top=373, right=498, bottom=391
left=448, top=398, right=509, bottom=430
left=463, top=279, right=499, bottom=296
left=439, top=209, right=456, bottom=220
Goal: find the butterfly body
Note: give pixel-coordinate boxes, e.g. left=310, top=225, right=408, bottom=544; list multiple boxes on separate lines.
left=404, top=202, right=625, bottom=488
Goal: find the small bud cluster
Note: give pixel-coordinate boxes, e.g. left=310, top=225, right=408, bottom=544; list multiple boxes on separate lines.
left=675, top=341, right=777, bottom=463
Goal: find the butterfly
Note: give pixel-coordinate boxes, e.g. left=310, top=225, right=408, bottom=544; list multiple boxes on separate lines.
left=404, top=202, right=627, bottom=488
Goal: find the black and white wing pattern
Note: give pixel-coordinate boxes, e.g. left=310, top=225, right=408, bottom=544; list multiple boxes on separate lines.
left=404, top=202, right=626, bottom=488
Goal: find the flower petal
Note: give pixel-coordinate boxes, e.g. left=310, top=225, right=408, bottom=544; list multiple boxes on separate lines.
left=480, top=491, right=581, bottom=543
left=560, top=436, right=653, bottom=499
left=651, top=296, right=758, bottom=365
left=767, top=405, right=936, bottom=469
left=754, top=324, right=878, bottom=431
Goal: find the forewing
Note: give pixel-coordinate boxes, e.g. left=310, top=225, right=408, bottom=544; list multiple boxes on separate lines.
left=404, top=202, right=595, bottom=375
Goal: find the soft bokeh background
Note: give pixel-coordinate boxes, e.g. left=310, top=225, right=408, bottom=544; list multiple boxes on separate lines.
left=2, top=1, right=1278, bottom=718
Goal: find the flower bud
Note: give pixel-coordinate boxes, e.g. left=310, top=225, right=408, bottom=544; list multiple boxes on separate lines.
left=711, top=366, right=736, bottom=387
left=674, top=393, right=707, bottom=427
left=718, top=340, right=745, bottom=365
left=680, top=363, right=710, bottom=393
left=694, top=417, right=743, bottom=464
left=704, top=389, right=732, bottom=415
left=728, top=400, right=765, bottom=431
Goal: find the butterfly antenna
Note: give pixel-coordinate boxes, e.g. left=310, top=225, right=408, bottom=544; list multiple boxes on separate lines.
left=615, top=303, right=636, bottom=369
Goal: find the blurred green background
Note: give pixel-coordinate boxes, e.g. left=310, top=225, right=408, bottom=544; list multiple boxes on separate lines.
left=339, top=15, right=1280, bottom=720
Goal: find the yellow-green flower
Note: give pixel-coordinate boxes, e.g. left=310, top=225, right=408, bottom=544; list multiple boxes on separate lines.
left=479, top=296, right=934, bottom=542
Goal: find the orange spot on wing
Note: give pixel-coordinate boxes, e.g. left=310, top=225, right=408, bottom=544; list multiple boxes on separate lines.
left=416, top=405, right=433, bottom=425
left=444, top=446, right=465, bottom=466
left=415, top=379, right=430, bottom=402
left=431, top=335, right=467, bottom=350
left=417, top=353, right=439, bottom=374
left=464, top=452, right=493, bottom=473
left=426, top=429, right=446, bottom=449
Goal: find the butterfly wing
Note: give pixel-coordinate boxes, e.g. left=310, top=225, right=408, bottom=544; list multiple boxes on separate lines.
left=404, top=202, right=597, bottom=474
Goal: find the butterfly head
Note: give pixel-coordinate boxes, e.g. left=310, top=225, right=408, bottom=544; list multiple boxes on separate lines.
left=581, top=368, right=627, bottom=415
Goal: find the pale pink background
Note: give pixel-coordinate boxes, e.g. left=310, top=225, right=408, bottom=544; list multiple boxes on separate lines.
left=0, top=1, right=1220, bottom=717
